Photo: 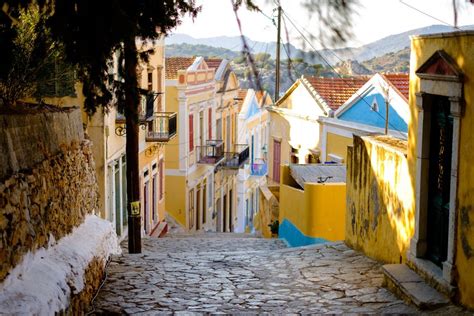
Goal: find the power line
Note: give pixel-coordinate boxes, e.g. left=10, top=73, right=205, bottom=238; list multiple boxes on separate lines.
left=281, top=9, right=407, bottom=138
left=399, top=0, right=460, bottom=29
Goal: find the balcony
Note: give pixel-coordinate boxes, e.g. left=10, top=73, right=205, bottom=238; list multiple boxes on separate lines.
left=221, top=144, right=250, bottom=169
left=145, top=112, right=177, bottom=142
left=251, top=159, right=268, bottom=176
left=196, top=140, right=225, bottom=165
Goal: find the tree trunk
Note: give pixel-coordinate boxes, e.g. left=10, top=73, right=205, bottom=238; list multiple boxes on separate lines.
left=124, top=34, right=141, bottom=253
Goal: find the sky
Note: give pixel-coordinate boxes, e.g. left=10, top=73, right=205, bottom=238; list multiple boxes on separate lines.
left=174, top=0, right=474, bottom=49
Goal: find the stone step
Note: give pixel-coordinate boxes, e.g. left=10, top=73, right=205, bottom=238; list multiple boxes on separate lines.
left=382, top=264, right=450, bottom=310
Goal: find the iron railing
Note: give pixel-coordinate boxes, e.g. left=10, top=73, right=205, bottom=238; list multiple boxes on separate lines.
left=196, top=140, right=225, bottom=165
left=145, top=112, right=177, bottom=142
left=221, top=144, right=250, bottom=169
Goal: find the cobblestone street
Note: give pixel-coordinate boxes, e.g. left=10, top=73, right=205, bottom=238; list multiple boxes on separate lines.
left=91, top=233, right=465, bottom=314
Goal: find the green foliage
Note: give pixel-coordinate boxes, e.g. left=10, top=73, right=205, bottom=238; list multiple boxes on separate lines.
left=166, top=43, right=239, bottom=59
left=362, top=47, right=410, bottom=74
left=0, top=4, right=75, bottom=107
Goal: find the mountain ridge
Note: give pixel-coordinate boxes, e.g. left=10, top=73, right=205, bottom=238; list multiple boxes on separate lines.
left=166, top=24, right=474, bottom=65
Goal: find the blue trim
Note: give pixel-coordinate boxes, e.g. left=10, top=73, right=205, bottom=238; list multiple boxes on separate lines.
left=278, top=219, right=327, bottom=247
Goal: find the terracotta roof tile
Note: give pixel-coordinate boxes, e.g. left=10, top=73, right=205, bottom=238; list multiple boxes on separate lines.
left=204, top=58, right=223, bottom=70
left=304, top=76, right=369, bottom=110
left=382, top=73, right=409, bottom=100
left=165, top=57, right=194, bottom=79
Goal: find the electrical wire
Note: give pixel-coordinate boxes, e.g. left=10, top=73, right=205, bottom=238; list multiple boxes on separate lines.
left=281, top=8, right=408, bottom=138
left=399, top=0, right=460, bottom=29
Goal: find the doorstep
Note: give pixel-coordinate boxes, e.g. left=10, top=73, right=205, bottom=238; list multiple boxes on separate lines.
left=382, top=264, right=450, bottom=310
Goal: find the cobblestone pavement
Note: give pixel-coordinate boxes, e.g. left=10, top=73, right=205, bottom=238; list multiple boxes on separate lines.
left=91, top=233, right=466, bottom=314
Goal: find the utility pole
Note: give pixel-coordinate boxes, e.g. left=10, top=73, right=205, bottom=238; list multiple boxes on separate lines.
left=383, top=85, right=390, bottom=135
left=274, top=5, right=281, bottom=102
left=124, top=34, right=142, bottom=253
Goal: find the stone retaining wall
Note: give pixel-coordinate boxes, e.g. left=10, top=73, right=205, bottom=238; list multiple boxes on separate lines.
left=0, top=107, right=83, bottom=181
left=0, top=107, right=98, bottom=281
left=0, top=138, right=99, bottom=282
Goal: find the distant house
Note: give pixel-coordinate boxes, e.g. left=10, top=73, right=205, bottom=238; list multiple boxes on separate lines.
left=267, top=75, right=368, bottom=183
left=234, top=89, right=271, bottom=233
left=319, top=73, right=409, bottom=163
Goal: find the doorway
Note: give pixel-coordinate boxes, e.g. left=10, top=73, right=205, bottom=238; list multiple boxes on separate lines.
left=216, top=197, right=222, bottom=232
left=223, top=194, right=227, bottom=233
left=196, top=187, right=201, bottom=230
left=273, top=139, right=281, bottom=183
left=229, top=189, right=233, bottom=232
left=426, top=95, right=452, bottom=266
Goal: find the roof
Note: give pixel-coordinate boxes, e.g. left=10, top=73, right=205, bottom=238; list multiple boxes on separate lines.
left=289, top=164, right=347, bottom=189
left=165, top=57, right=194, bottom=79
left=204, top=58, right=223, bottom=71
left=382, top=73, right=409, bottom=100
left=235, top=89, right=248, bottom=112
left=304, top=76, right=369, bottom=110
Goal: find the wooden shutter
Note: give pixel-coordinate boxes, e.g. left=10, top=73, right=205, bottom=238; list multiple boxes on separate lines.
left=208, top=108, right=212, bottom=140
left=159, top=159, right=164, bottom=200
left=189, top=114, right=194, bottom=152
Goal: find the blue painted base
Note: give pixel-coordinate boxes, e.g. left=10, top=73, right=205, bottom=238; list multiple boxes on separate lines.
left=279, top=219, right=328, bottom=247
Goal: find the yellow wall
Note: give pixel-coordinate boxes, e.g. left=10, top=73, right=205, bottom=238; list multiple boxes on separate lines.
left=346, top=135, right=413, bottom=263
left=409, top=33, right=474, bottom=308
left=164, top=175, right=186, bottom=226
left=326, top=132, right=353, bottom=162
left=279, top=165, right=346, bottom=241
left=164, top=86, right=180, bottom=170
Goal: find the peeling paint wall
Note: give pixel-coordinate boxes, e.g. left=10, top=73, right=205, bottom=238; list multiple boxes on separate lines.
left=409, top=33, right=474, bottom=309
left=345, top=135, right=414, bottom=263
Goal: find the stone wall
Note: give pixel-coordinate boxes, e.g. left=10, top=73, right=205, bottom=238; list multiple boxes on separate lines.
left=0, top=108, right=98, bottom=282
left=345, top=135, right=414, bottom=263
left=0, top=106, right=84, bottom=181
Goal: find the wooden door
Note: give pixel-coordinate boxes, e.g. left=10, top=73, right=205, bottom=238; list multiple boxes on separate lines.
left=427, top=95, right=452, bottom=267
left=273, top=140, right=281, bottom=183
left=223, top=194, right=227, bottom=233
left=216, top=198, right=222, bottom=232
left=196, top=188, right=201, bottom=230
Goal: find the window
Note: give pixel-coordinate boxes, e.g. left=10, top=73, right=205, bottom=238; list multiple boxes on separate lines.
left=189, top=114, right=194, bottom=152
left=159, top=159, right=164, bottom=200
left=147, top=72, right=153, bottom=91
left=371, top=98, right=379, bottom=112
left=290, top=146, right=299, bottom=164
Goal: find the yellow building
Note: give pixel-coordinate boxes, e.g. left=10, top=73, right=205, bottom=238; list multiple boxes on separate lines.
left=278, top=164, right=346, bottom=247
left=267, top=75, right=367, bottom=184
left=407, top=31, right=474, bottom=308
left=135, top=38, right=173, bottom=237
left=346, top=31, right=474, bottom=309
left=207, top=58, right=246, bottom=233
left=164, top=56, right=220, bottom=231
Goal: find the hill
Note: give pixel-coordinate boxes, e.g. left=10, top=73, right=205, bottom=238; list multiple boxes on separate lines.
left=362, top=47, right=410, bottom=74
left=167, top=24, right=474, bottom=65
left=165, top=43, right=239, bottom=59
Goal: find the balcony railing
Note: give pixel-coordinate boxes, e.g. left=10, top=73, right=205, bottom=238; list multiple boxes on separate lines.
left=221, top=144, right=250, bottom=169
left=251, top=160, right=268, bottom=176
left=196, top=140, right=225, bottom=165
left=145, top=112, right=177, bottom=142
